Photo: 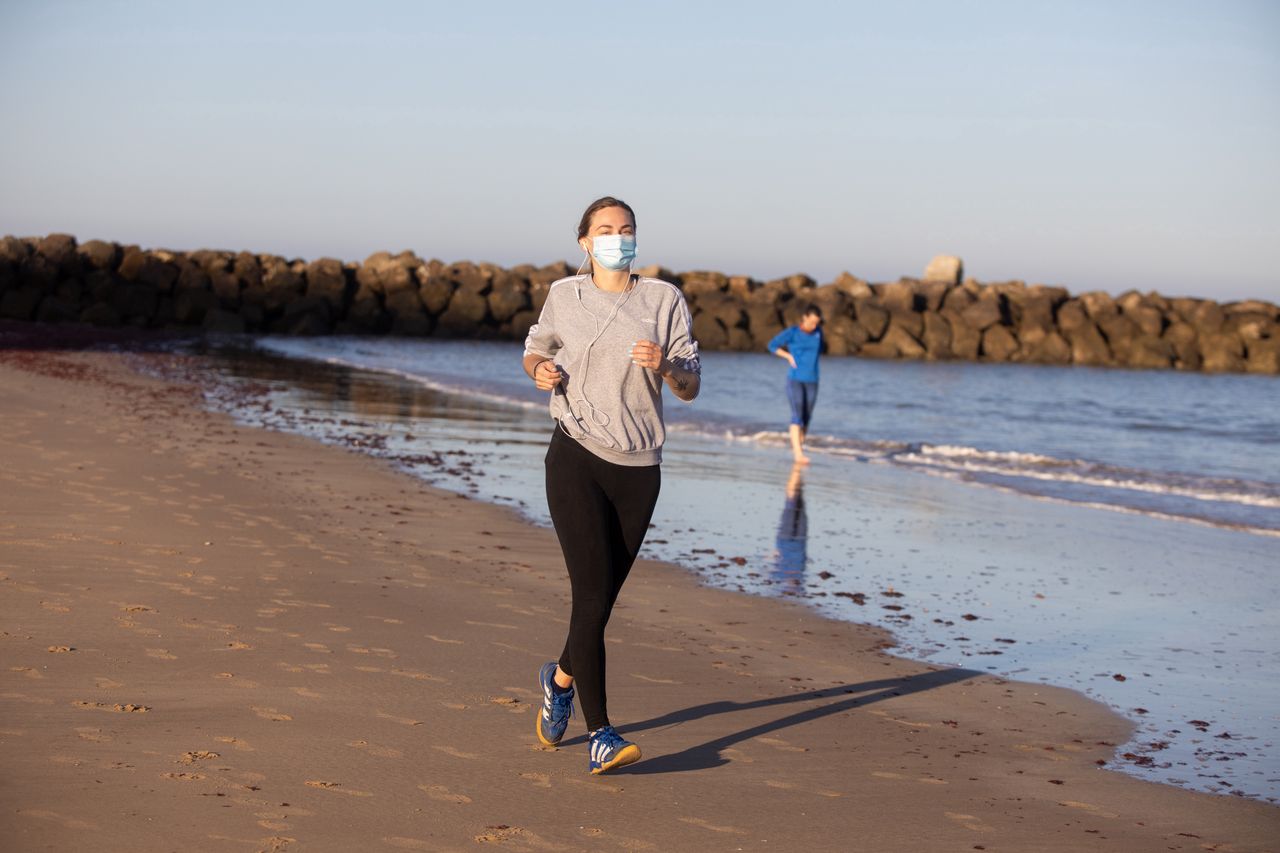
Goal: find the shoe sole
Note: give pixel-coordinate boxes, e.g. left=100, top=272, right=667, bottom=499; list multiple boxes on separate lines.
left=591, top=743, right=641, bottom=775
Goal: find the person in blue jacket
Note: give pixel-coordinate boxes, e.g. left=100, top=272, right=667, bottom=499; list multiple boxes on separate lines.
left=768, top=305, right=823, bottom=463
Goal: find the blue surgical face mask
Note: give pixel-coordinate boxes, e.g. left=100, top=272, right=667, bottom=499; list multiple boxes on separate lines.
left=590, top=234, right=636, bottom=271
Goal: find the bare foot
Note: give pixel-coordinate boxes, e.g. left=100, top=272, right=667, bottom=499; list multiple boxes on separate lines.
left=794, top=453, right=810, bottom=465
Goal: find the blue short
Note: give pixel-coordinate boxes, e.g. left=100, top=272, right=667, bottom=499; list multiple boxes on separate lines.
left=786, top=380, right=818, bottom=429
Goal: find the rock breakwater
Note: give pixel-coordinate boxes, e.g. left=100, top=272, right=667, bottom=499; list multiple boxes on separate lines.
left=2, top=234, right=1275, bottom=374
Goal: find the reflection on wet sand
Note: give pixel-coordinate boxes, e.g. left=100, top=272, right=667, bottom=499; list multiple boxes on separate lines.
left=771, top=464, right=807, bottom=587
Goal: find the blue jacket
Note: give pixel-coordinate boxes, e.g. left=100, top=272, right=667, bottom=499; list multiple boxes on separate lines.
left=768, top=326, right=822, bottom=382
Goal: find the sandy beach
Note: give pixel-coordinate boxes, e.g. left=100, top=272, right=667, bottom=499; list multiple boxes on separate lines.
left=2, top=342, right=1278, bottom=852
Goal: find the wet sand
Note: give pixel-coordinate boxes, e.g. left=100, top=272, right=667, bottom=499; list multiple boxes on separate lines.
left=2, top=345, right=1277, bottom=852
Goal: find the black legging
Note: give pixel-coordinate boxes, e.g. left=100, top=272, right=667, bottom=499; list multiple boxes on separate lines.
left=545, top=426, right=661, bottom=732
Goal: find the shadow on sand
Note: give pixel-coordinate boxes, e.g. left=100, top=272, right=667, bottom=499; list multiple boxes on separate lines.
left=569, top=665, right=981, bottom=775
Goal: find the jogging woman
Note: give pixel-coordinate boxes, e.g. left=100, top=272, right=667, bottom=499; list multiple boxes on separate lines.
left=521, top=196, right=701, bottom=774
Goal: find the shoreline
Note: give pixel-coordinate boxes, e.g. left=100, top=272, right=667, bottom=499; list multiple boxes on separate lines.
left=2, top=343, right=1278, bottom=850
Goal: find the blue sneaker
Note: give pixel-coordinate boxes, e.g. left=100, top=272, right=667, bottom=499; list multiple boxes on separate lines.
left=588, top=725, right=641, bottom=774
left=535, top=662, right=574, bottom=746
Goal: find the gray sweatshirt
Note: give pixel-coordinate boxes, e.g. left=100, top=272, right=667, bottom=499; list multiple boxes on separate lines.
left=523, top=274, right=701, bottom=466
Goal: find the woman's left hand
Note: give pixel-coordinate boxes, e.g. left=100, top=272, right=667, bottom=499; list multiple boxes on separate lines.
left=631, top=340, right=666, bottom=373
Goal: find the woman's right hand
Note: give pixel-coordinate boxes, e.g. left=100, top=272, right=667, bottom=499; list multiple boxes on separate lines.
left=533, top=359, right=563, bottom=392
left=785, top=353, right=797, bottom=369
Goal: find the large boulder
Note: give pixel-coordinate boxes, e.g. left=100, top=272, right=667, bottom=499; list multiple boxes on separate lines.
left=385, top=289, right=431, bottom=335
left=920, top=311, right=952, bottom=359
left=173, top=287, right=219, bottom=325
left=1190, top=301, right=1225, bottom=334
left=417, top=270, right=455, bottom=316
left=1119, top=295, right=1165, bottom=338
left=1056, top=305, right=1111, bottom=365
left=486, top=272, right=530, bottom=323
left=823, top=315, right=866, bottom=356
left=445, top=261, right=491, bottom=297
left=305, top=257, right=350, bottom=311
left=831, top=271, right=872, bottom=299
left=852, top=299, right=889, bottom=339
left=77, top=240, right=120, bottom=271
left=1080, top=290, right=1117, bottom=321
left=346, top=285, right=386, bottom=332
left=942, top=310, right=981, bottom=360
left=1162, top=321, right=1200, bottom=370
left=436, top=288, right=489, bottom=334
left=1224, top=300, right=1280, bottom=320
left=1020, top=330, right=1072, bottom=365
left=1095, top=311, right=1139, bottom=362
left=886, top=308, right=924, bottom=340
left=1199, top=331, right=1245, bottom=372
left=36, top=233, right=79, bottom=275
left=233, top=252, right=262, bottom=290
left=1245, top=338, right=1280, bottom=374
left=118, top=249, right=179, bottom=292
left=922, top=255, right=963, bottom=286
left=746, top=303, right=783, bottom=346
left=881, top=322, right=926, bottom=359
left=980, top=325, right=1019, bottom=362
left=959, top=292, right=1004, bottom=331
left=879, top=279, right=919, bottom=313
left=920, top=281, right=951, bottom=312
left=260, top=258, right=304, bottom=312
left=691, top=311, right=728, bottom=350
left=1124, top=336, right=1174, bottom=369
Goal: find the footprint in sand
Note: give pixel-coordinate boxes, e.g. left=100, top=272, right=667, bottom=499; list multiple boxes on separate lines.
left=518, top=772, right=551, bottom=788
left=871, top=771, right=947, bottom=785
left=215, top=673, right=260, bottom=688
left=95, top=677, right=124, bottom=689
left=474, top=825, right=531, bottom=844
left=214, top=736, right=254, bottom=752
left=146, top=648, right=178, bottom=660
left=390, top=668, right=444, bottom=683
left=425, top=634, right=461, bottom=644
left=1059, top=800, right=1119, bottom=819
left=945, top=811, right=995, bottom=833
left=224, top=641, right=254, bottom=650
left=47, top=645, right=75, bottom=653
left=75, top=726, right=112, bottom=743
left=678, top=817, right=747, bottom=835
left=375, top=711, right=422, bottom=727
left=72, top=700, right=150, bottom=713
left=417, top=784, right=471, bottom=804
left=290, top=687, right=323, bottom=699
left=347, top=740, right=404, bottom=759
left=10, top=666, right=44, bottom=680
left=431, top=745, right=478, bottom=760
left=721, top=748, right=754, bottom=764
left=179, top=750, right=220, bottom=764
left=306, top=780, right=373, bottom=797
left=251, top=706, right=292, bottom=722
left=757, top=736, right=808, bottom=753
left=162, top=771, right=207, bottom=781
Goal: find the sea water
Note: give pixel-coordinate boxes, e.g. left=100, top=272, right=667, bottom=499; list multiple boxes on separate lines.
left=167, top=335, right=1279, bottom=801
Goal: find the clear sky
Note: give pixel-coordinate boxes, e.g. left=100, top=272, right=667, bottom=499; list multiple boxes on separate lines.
left=2, top=1, right=1277, bottom=301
